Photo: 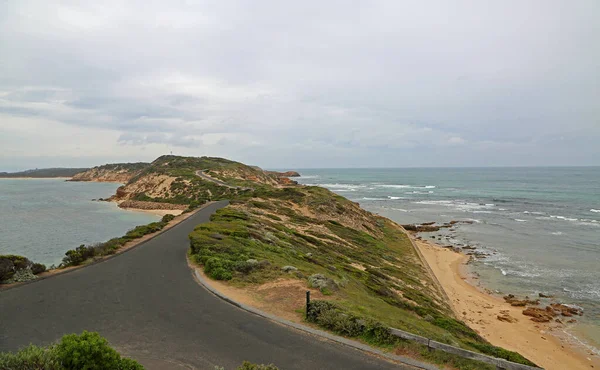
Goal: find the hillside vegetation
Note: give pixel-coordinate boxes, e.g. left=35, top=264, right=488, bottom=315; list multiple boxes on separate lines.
left=0, top=168, right=89, bottom=178
left=75, top=155, right=535, bottom=368
left=70, top=162, right=149, bottom=183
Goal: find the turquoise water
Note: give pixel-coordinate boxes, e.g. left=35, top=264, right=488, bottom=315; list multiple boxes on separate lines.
left=294, top=167, right=600, bottom=352
left=0, top=179, right=160, bottom=266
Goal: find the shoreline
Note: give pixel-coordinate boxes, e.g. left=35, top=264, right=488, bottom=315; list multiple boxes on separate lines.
left=1, top=206, right=202, bottom=291
left=0, top=177, right=72, bottom=180
left=413, top=236, right=599, bottom=370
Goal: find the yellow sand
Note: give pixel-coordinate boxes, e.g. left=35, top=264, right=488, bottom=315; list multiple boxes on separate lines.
left=415, top=238, right=598, bottom=370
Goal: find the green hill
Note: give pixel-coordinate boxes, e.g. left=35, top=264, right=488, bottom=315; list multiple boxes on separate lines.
left=0, top=168, right=89, bottom=178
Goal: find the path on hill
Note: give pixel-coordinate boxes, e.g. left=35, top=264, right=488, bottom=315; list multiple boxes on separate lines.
left=0, top=201, right=412, bottom=370
left=195, top=170, right=253, bottom=191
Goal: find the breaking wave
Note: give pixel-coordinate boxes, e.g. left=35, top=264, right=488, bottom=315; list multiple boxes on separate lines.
left=376, top=184, right=436, bottom=189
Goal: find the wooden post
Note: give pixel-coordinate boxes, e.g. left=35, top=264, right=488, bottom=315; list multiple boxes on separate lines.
left=306, top=290, right=311, bottom=319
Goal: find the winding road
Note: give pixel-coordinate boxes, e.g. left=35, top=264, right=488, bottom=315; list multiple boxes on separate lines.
left=0, top=201, right=411, bottom=369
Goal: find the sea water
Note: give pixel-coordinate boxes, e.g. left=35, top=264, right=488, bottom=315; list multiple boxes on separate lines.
left=294, top=167, right=600, bottom=353
left=0, top=179, right=160, bottom=266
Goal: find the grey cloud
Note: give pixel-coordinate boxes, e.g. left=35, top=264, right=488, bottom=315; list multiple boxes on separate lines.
left=0, top=0, right=599, bottom=170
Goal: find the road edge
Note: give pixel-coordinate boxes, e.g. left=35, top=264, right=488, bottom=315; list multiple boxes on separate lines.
left=191, top=267, right=439, bottom=370
left=0, top=202, right=216, bottom=292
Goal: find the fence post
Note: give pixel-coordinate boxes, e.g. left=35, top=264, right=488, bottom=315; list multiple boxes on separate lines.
left=306, top=290, right=311, bottom=319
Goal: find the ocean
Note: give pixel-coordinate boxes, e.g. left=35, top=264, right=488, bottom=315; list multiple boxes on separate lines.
left=294, top=167, right=600, bottom=354
left=0, top=179, right=160, bottom=266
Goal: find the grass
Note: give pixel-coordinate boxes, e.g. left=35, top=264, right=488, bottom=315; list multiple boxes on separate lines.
left=187, top=184, right=538, bottom=369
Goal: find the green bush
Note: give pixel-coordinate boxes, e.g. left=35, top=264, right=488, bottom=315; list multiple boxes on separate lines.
left=161, top=214, right=175, bottom=223
left=307, top=300, right=397, bottom=345
left=62, top=245, right=95, bottom=266
left=32, top=263, right=47, bottom=275
left=0, top=332, right=144, bottom=370
left=55, top=331, right=143, bottom=370
left=237, top=361, right=279, bottom=370
left=61, top=215, right=176, bottom=267
left=0, top=344, right=60, bottom=369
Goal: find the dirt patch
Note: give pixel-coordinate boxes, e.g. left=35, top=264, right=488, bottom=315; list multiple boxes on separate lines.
left=191, top=266, right=331, bottom=324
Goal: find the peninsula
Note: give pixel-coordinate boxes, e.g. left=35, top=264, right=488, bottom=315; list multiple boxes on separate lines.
left=3, top=155, right=591, bottom=369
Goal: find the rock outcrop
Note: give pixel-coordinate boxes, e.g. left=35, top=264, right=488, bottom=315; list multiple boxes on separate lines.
left=521, top=303, right=583, bottom=323
left=503, top=294, right=540, bottom=307
left=522, top=307, right=556, bottom=322
left=402, top=220, right=475, bottom=232
left=267, top=170, right=301, bottom=177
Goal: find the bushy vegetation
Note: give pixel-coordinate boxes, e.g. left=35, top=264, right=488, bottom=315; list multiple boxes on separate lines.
left=187, top=177, right=536, bottom=368
left=0, top=255, right=46, bottom=283
left=62, top=214, right=176, bottom=267
left=215, top=362, right=279, bottom=370
left=307, top=300, right=397, bottom=345
left=0, top=331, right=143, bottom=370
left=0, top=168, right=90, bottom=178
left=236, top=362, right=279, bottom=370
left=306, top=300, right=534, bottom=369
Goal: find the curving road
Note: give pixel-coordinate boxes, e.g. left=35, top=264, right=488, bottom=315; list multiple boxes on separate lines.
left=0, top=201, right=411, bottom=370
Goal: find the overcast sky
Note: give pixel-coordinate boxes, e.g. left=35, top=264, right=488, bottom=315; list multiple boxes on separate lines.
left=1, top=1, right=598, bottom=171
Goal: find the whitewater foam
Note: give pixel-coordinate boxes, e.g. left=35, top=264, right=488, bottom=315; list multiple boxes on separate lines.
left=550, top=215, right=579, bottom=222
left=591, top=209, right=600, bottom=213
left=514, top=219, right=527, bottom=222
left=377, top=184, right=436, bottom=189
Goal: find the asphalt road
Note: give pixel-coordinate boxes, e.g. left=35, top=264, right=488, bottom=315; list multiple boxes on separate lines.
left=0, top=201, right=412, bottom=370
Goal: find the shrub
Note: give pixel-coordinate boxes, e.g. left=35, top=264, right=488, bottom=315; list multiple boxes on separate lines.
left=237, top=361, right=279, bottom=370
left=0, top=344, right=59, bottom=369
left=31, top=263, right=47, bottom=275
left=0, top=257, right=16, bottom=281
left=54, top=331, right=143, bottom=370
left=307, top=300, right=398, bottom=345
left=0, top=332, right=144, bottom=370
left=161, top=214, right=175, bottom=223
left=62, top=245, right=95, bottom=266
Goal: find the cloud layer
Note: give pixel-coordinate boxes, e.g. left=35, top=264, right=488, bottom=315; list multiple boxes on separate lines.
left=1, top=0, right=599, bottom=170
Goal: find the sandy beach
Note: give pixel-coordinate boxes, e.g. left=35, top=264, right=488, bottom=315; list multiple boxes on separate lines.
left=414, top=238, right=598, bottom=370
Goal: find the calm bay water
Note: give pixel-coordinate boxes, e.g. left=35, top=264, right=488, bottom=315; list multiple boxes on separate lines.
left=0, top=179, right=160, bottom=266
left=295, top=167, right=600, bottom=352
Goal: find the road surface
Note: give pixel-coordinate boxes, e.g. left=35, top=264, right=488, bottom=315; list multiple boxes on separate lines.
left=0, top=201, right=413, bottom=370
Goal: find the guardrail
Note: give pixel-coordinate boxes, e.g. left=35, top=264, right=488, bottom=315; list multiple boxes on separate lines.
left=390, top=327, right=542, bottom=370
left=305, top=292, right=543, bottom=370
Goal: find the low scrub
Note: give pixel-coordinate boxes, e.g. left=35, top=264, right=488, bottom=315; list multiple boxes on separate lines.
left=0, top=331, right=143, bottom=370
left=307, top=301, right=397, bottom=346
left=62, top=214, right=176, bottom=267
left=237, top=362, right=279, bottom=370
left=307, top=300, right=536, bottom=369
left=0, top=255, right=46, bottom=283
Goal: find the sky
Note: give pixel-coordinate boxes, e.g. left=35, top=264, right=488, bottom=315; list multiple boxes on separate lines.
left=1, top=0, right=599, bottom=171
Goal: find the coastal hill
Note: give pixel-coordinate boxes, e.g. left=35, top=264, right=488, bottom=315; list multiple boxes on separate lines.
left=74, top=155, right=535, bottom=368
left=69, top=162, right=150, bottom=183
left=0, top=168, right=89, bottom=178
